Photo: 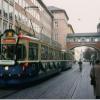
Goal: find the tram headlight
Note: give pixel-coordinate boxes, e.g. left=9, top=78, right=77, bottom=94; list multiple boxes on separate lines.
left=5, top=66, right=9, bottom=70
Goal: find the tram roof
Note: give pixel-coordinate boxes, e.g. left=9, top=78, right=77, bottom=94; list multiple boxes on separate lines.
left=22, top=35, right=40, bottom=41
left=67, top=32, right=100, bottom=37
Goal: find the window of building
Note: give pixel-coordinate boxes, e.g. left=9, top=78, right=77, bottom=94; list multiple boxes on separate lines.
left=3, top=1, right=9, bottom=19
left=23, top=0, right=26, bottom=8
left=19, top=0, right=22, bottom=6
left=19, top=12, right=22, bottom=21
left=9, top=24, right=12, bottom=29
left=3, top=21, right=8, bottom=31
left=0, top=19, right=2, bottom=34
left=25, top=2, right=28, bottom=11
left=9, top=5, right=13, bottom=21
left=0, top=0, right=2, bottom=16
left=32, top=0, right=34, bottom=4
left=34, top=0, right=38, bottom=6
left=9, top=0, right=14, bottom=5
left=34, top=0, right=36, bottom=5
left=15, top=10, right=19, bottom=20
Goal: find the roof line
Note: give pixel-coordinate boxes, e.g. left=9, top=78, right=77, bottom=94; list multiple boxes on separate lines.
left=37, top=0, right=53, bottom=18
left=48, top=6, right=69, bottom=20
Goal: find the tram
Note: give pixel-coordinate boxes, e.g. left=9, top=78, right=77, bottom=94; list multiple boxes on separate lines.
left=61, top=50, right=74, bottom=71
left=0, top=29, right=73, bottom=87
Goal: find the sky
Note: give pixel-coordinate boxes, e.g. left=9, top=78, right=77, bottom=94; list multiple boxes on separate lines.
left=43, top=0, right=100, bottom=33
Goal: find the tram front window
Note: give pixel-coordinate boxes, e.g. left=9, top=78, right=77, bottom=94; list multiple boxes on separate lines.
left=0, top=44, right=26, bottom=60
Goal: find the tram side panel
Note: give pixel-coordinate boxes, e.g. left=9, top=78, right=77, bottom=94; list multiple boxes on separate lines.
left=61, top=52, right=73, bottom=71
left=0, top=29, right=62, bottom=87
left=38, top=44, right=62, bottom=76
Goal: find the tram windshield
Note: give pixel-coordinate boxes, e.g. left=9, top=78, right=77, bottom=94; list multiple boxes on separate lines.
left=0, top=44, right=26, bottom=60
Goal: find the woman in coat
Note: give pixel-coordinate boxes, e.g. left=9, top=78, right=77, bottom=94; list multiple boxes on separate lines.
left=90, top=60, right=100, bottom=99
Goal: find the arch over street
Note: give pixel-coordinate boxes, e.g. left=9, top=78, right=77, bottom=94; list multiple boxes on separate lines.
left=66, top=33, right=100, bottom=51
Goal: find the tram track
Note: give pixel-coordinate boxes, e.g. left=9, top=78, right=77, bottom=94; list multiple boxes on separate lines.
left=69, top=63, right=90, bottom=99
left=34, top=65, right=80, bottom=99
left=69, top=74, right=81, bottom=98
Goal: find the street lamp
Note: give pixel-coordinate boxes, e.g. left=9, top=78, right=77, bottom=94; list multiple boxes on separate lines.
left=24, top=6, right=39, bottom=37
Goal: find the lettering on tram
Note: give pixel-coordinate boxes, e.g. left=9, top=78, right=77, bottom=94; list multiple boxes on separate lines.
left=0, top=29, right=74, bottom=87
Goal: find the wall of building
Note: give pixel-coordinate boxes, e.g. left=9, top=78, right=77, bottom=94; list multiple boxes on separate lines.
left=0, top=0, right=53, bottom=41
left=68, top=24, right=74, bottom=34
left=0, top=0, right=74, bottom=50
left=52, top=11, right=71, bottom=50
left=15, top=0, right=53, bottom=39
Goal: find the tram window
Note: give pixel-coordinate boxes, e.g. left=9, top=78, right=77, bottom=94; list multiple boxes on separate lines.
left=51, top=49, right=54, bottom=60
left=1, top=44, right=15, bottom=60
left=53, top=50, right=55, bottom=59
left=0, top=44, right=26, bottom=60
left=29, top=42, right=38, bottom=60
left=66, top=53, right=72, bottom=60
left=16, top=44, right=26, bottom=60
left=48, top=48, right=53, bottom=60
left=41, top=45, right=48, bottom=60
left=64, top=53, right=67, bottom=60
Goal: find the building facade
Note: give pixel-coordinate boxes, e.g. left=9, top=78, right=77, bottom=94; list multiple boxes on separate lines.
left=0, top=0, right=53, bottom=42
left=0, top=0, right=14, bottom=34
left=0, top=0, right=74, bottom=49
left=48, top=6, right=74, bottom=50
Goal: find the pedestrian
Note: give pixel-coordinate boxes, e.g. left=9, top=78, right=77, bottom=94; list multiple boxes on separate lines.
left=91, top=60, right=95, bottom=67
left=90, top=60, right=100, bottom=99
left=90, top=61, right=92, bottom=65
left=78, top=60, right=82, bottom=72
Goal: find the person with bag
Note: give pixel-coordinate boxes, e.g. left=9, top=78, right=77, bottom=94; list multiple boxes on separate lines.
left=90, top=60, right=100, bottom=99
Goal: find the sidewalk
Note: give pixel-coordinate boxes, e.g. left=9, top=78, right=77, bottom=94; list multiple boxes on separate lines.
left=72, top=62, right=95, bottom=99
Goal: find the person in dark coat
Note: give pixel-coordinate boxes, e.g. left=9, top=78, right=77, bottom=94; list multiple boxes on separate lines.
left=90, top=60, right=100, bottom=99
left=78, top=60, right=82, bottom=72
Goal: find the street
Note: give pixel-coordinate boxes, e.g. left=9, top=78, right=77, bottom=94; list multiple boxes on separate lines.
left=0, top=0, right=99, bottom=99
left=0, top=62, right=95, bottom=99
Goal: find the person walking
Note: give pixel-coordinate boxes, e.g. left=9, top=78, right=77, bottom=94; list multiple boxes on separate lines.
left=78, top=60, right=82, bottom=72
left=90, top=60, right=92, bottom=66
left=90, top=60, right=100, bottom=99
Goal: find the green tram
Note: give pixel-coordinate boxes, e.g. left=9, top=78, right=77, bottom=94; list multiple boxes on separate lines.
left=0, top=29, right=73, bottom=87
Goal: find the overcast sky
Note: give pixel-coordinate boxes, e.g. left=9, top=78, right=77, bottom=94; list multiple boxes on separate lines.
left=43, top=0, right=100, bottom=33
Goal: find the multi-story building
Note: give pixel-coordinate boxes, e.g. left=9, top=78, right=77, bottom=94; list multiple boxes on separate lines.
left=0, top=0, right=74, bottom=49
left=48, top=6, right=74, bottom=50
left=0, top=0, right=53, bottom=43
